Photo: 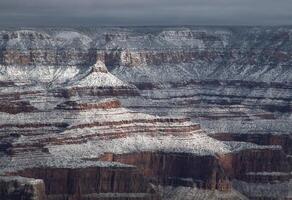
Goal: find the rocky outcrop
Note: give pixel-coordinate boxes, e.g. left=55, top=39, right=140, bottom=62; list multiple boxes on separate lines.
left=0, top=176, right=46, bottom=200
left=0, top=101, right=36, bottom=114
left=0, top=26, right=292, bottom=200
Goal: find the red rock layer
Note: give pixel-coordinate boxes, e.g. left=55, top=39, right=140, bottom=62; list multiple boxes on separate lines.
left=10, top=166, right=160, bottom=200
left=56, top=99, right=121, bottom=110
left=98, top=152, right=231, bottom=191
left=97, top=148, right=290, bottom=191
left=0, top=101, right=36, bottom=114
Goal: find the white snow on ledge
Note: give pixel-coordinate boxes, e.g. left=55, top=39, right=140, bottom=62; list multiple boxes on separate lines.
left=48, top=134, right=279, bottom=159
left=246, top=172, right=291, bottom=176
left=0, top=154, right=134, bottom=174
left=0, top=176, right=43, bottom=185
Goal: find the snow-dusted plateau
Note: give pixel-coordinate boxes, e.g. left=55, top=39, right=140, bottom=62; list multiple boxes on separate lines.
left=0, top=26, right=291, bottom=200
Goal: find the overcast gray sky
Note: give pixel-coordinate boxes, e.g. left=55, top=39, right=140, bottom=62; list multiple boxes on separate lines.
left=0, top=0, right=292, bottom=26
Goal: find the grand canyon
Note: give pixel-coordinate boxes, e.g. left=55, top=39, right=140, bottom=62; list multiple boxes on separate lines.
left=0, top=26, right=291, bottom=200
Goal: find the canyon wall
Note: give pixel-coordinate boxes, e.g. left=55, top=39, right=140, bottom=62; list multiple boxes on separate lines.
left=0, top=26, right=291, bottom=199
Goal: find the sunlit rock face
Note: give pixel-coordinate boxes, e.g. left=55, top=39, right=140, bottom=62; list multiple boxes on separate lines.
left=0, top=26, right=291, bottom=200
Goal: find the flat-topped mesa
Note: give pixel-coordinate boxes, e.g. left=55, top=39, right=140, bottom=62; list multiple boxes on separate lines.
left=47, top=133, right=290, bottom=196
left=94, top=143, right=290, bottom=198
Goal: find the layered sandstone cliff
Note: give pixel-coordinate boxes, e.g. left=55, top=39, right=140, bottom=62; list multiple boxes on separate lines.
left=0, top=26, right=291, bottom=200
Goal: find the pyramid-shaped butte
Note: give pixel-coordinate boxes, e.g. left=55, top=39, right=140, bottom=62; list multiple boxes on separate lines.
left=69, top=61, right=128, bottom=88
left=0, top=27, right=291, bottom=200
left=91, top=60, right=108, bottom=73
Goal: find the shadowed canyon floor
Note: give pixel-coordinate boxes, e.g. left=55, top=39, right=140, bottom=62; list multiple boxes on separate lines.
left=0, top=26, right=291, bottom=200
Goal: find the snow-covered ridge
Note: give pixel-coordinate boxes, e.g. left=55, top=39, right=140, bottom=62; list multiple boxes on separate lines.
left=0, top=64, right=81, bottom=85
left=0, top=26, right=291, bottom=199
left=54, top=31, right=92, bottom=49
left=48, top=134, right=278, bottom=158
left=0, top=60, right=134, bottom=90
left=1, top=26, right=291, bottom=51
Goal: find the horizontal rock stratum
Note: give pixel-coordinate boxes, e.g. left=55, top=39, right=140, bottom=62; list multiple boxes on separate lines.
left=0, top=26, right=291, bottom=200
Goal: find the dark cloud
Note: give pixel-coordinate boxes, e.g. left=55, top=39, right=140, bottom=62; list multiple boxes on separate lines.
left=0, top=0, right=291, bottom=26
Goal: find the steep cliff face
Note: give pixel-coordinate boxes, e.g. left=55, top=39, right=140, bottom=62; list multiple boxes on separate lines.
left=99, top=152, right=231, bottom=191
left=12, top=166, right=159, bottom=200
left=0, top=26, right=291, bottom=200
left=96, top=147, right=291, bottom=197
